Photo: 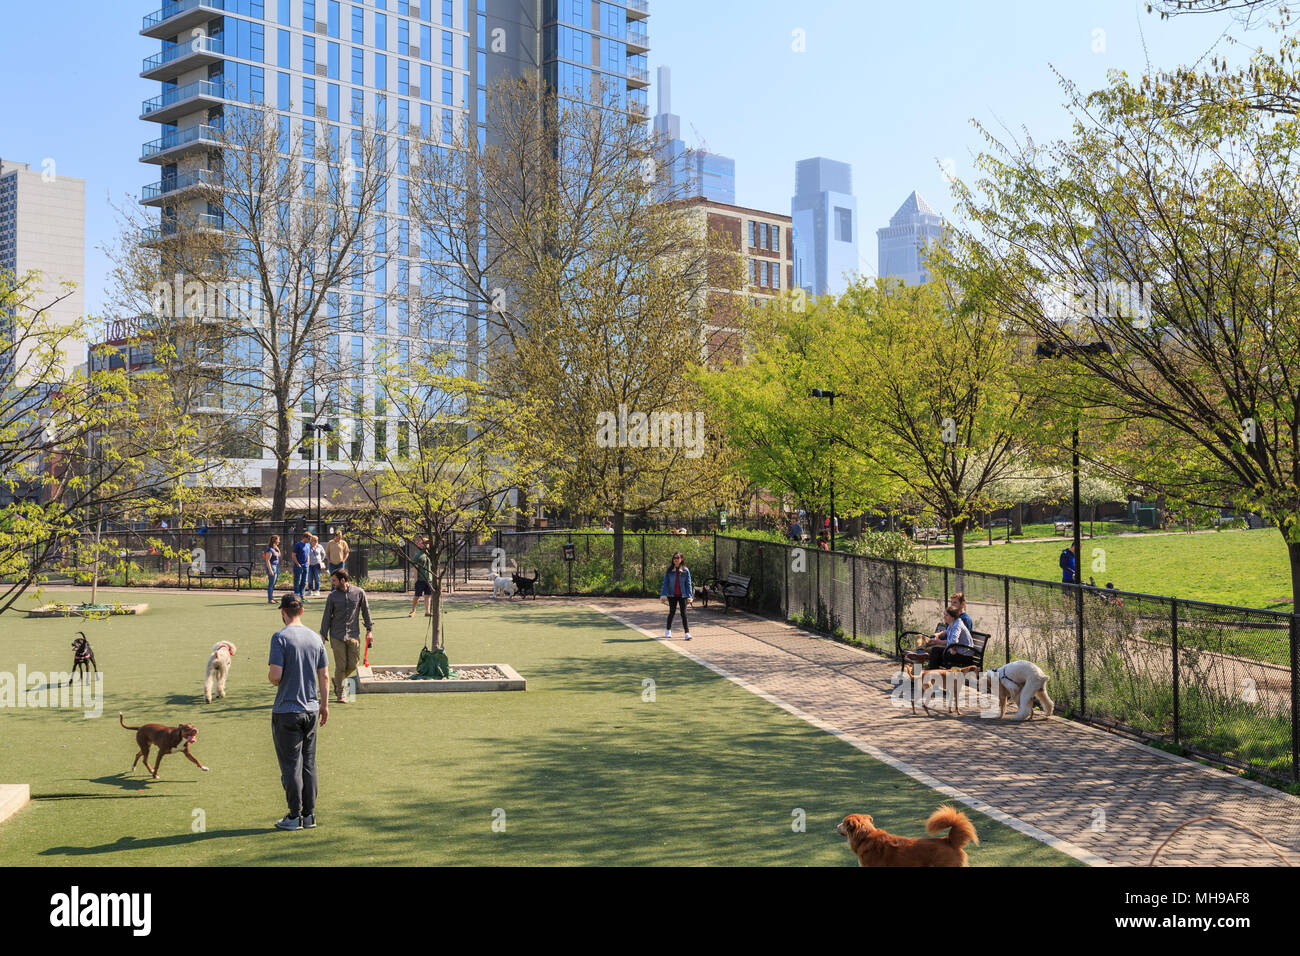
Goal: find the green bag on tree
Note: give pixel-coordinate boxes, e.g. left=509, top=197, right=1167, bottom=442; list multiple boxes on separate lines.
left=415, top=646, right=450, bottom=680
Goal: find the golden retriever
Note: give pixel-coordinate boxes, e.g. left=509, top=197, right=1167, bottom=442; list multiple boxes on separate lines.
left=836, top=806, right=978, bottom=866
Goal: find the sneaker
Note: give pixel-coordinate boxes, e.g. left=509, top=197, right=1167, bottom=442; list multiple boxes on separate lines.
left=301, top=813, right=317, bottom=829
left=684, top=633, right=693, bottom=641
left=664, top=630, right=671, bottom=639
left=274, top=815, right=302, bottom=831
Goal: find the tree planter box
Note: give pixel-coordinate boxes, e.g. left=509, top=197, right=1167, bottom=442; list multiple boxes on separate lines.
left=0, top=785, right=30, bottom=826
left=26, top=603, right=149, bottom=618
left=355, top=663, right=526, bottom=694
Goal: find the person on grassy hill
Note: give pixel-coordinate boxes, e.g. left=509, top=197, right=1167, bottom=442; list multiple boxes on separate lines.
left=660, top=551, right=694, bottom=641
left=320, top=569, right=373, bottom=704
left=408, top=535, right=434, bottom=618
left=268, top=593, right=329, bottom=831
left=1059, top=542, right=1078, bottom=585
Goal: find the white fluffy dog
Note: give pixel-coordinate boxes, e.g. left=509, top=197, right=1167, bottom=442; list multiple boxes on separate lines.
left=491, top=576, right=517, bottom=599
left=204, top=641, right=236, bottom=703
left=990, top=660, right=1054, bottom=721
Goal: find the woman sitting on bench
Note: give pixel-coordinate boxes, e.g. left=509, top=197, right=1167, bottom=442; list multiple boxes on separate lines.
left=922, top=605, right=974, bottom=670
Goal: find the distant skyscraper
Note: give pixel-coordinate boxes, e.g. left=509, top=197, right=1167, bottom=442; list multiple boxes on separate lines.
left=790, top=157, right=858, bottom=298
left=0, top=159, right=86, bottom=380
left=653, top=66, right=735, bottom=204
left=877, top=191, right=945, bottom=286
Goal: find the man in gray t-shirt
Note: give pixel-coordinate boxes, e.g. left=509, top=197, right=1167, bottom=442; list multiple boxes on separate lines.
left=268, top=593, right=330, bottom=831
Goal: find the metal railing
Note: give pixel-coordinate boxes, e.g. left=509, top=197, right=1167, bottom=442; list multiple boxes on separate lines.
left=141, top=168, right=218, bottom=202
left=142, top=0, right=226, bottom=32
left=142, top=123, right=223, bottom=159
left=143, top=35, right=224, bottom=74
left=712, top=534, right=1300, bottom=786
left=142, top=78, right=224, bottom=116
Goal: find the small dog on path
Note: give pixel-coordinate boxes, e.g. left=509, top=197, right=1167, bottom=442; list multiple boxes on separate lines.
left=204, top=641, right=237, bottom=702
left=836, top=806, right=977, bottom=867
left=120, top=713, right=208, bottom=778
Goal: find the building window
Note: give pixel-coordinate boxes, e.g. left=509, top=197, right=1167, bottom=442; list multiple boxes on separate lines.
left=748, top=221, right=756, bottom=248
left=835, top=207, right=853, bottom=243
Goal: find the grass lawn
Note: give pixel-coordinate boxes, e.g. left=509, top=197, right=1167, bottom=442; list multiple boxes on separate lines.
left=0, top=589, right=1076, bottom=866
left=929, top=528, right=1293, bottom=610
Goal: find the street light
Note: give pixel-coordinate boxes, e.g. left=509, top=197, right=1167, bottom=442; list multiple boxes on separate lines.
left=301, top=419, right=334, bottom=535
left=810, top=389, right=837, bottom=552
left=1035, top=340, right=1110, bottom=582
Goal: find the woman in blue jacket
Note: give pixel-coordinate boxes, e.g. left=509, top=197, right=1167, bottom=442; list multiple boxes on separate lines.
left=660, top=551, right=694, bottom=641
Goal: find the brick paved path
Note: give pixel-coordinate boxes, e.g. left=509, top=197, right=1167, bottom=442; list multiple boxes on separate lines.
left=589, top=598, right=1300, bottom=867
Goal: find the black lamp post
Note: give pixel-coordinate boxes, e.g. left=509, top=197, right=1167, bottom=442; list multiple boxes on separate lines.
left=810, top=389, right=837, bottom=551
left=302, top=420, right=334, bottom=534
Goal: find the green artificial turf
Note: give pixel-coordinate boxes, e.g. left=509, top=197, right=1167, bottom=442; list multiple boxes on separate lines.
left=930, top=528, right=1293, bottom=610
left=0, top=589, right=1077, bottom=866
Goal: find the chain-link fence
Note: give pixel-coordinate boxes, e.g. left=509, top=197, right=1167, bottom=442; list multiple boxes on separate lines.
left=714, top=534, right=1300, bottom=786
left=495, top=531, right=715, bottom=596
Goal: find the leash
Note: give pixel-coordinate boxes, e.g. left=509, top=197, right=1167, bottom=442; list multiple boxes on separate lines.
left=1148, top=815, right=1294, bottom=867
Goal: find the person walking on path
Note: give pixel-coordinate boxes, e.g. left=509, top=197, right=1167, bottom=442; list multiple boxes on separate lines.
left=325, top=530, right=349, bottom=575
left=268, top=593, right=329, bottom=831
left=291, top=532, right=311, bottom=600
left=320, top=569, right=373, bottom=703
left=263, top=535, right=281, bottom=605
left=659, top=551, right=693, bottom=641
left=1060, top=542, right=1078, bottom=584
left=408, top=535, right=435, bottom=618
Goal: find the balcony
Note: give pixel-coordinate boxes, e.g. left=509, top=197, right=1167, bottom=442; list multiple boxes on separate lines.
left=141, top=78, right=225, bottom=125
left=141, top=123, right=223, bottom=163
left=625, top=0, right=649, bottom=20
left=141, top=0, right=226, bottom=40
left=142, top=35, right=224, bottom=82
left=626, top=66, right=650, bottom=88
left=626, top=24, right=649, bottom=53
left=141, top=168, right=218, bottom=205
left=143, top=212, right=225, bottom=243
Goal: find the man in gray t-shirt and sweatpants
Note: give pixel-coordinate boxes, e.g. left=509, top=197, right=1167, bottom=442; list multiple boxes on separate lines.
left=268, top=593, right=330, bottom=831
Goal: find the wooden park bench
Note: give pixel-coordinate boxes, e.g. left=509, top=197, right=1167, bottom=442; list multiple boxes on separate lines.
left=697, top=572, right=752, bottom=613
left=1054, top=520, right=1074, bottom=536
left=897, top=627, right=992, bottom=676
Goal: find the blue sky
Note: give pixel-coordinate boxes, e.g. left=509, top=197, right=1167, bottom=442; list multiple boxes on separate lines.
left=0, top=1, right=1250, bottom=315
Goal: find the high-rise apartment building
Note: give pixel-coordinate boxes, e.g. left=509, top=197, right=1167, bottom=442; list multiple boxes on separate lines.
left=653, top=66, right=734, bottom=204
left=0, top=159, right=86, bottom=380
left=137, top=0, right=650, bottom=490
left=877, top=190, right=944, bottom=286
left=790, top=157, right=857, bottom=299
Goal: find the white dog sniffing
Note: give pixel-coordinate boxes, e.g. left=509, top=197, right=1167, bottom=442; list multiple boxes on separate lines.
left=204, top=641, right=236, bottom=703
left=491, top=576, right=517, bottom=599
left=989, top=660, right=1054, bottom=721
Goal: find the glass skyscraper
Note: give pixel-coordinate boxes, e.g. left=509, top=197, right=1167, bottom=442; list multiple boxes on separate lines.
left=877, top=190, right=945, bottom=286
left=138, top=0, right=650, bottom=483
left=653, top=65, right=734, bottom=204
left=790, top=157, right=858, bottom=298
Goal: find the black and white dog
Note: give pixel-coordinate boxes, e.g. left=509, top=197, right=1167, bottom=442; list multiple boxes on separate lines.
left=69, top=632, right=97, bottom=685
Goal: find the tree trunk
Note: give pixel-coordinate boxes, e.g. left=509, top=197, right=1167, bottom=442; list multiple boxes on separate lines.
left=612, top=510, right=625, bottom=582
left=952, top=518, right=966, bottom=571
left=1012, top=503, right=1023, bottom=536
left=429, top=586, right=443, bottom=650
left=515, top=486, right=530, bottom=531
left=271, top=400, right=292, bottom=521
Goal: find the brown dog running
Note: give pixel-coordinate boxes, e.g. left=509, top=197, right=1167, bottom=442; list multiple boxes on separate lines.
left=120, top=713, right=209, bottom=778
left=836, top=806, right=978, bottom=866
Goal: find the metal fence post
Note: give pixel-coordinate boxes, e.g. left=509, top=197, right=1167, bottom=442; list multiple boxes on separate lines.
left=851, top=553, right=858, bottom=641
left=892, top=559, right=902, bottom=650
left=784, top=542, right=789, bottom=620
left=815, top=548, right=821, bottom=625
left=943, top=566, right=949, bottom=603
left=1171, top=598, right=1180, bottom=747
left=640, top=534, right=646, bottom=594
left=1292, top=614, right=1299, bottom=784
left=712, top=532, right=717, bottom=582
left=1076, top=584, right=1086, bottom=716
left=1004, top=576, right=1010, bottom=664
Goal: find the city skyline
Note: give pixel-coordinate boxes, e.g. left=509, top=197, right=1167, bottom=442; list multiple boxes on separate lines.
left=0, top=1, right=1249, bottom=317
